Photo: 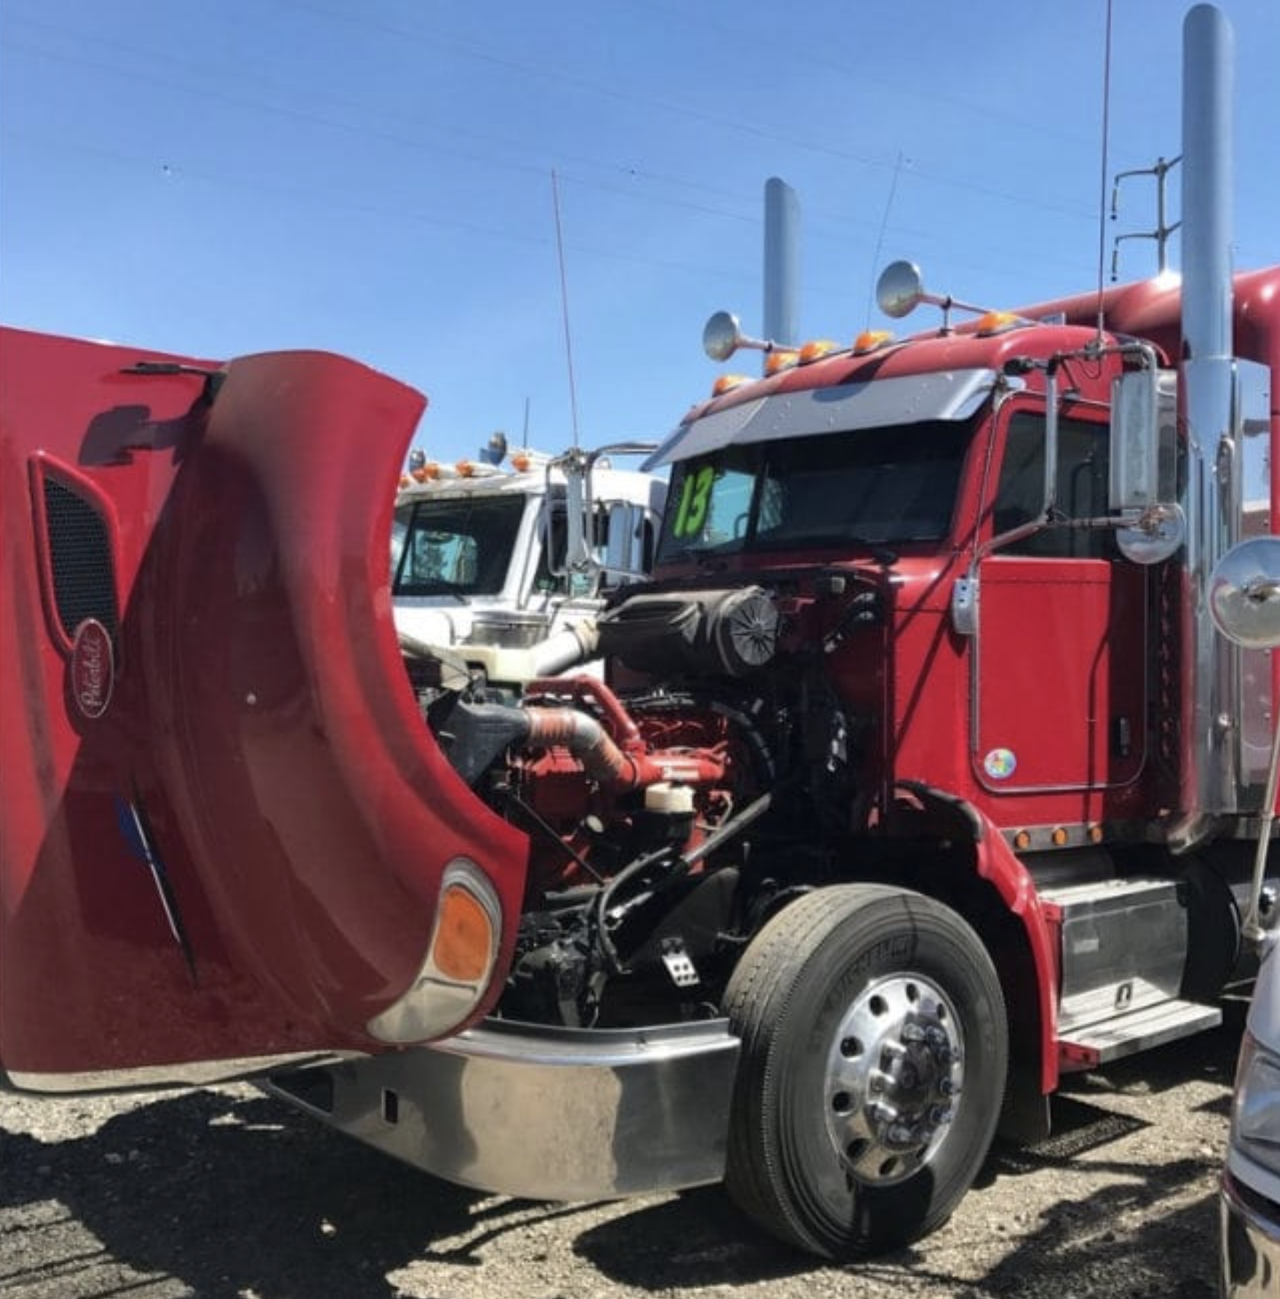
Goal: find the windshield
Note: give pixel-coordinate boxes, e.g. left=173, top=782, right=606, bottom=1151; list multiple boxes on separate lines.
left=391, top=494, right=526, bottom=596
left=656, top=419, right=974, bottom=563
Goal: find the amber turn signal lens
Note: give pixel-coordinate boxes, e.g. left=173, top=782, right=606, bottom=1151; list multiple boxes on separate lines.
left=431, top=883, right=494, bottom=982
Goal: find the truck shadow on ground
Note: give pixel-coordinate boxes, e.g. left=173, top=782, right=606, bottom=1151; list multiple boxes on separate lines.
left=0, top=1086, right=492, bottom=1299
left=0, top=1007, right=1245, bottom=1299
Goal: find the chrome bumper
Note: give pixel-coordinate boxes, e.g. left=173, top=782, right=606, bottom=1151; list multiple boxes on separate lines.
left=264, top=1017, right=740, bottom=1200
left=1221, top=1169, right=1280, bottom=1297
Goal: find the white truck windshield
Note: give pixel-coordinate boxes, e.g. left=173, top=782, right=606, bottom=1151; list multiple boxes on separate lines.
left=392, top=495, right=526, bottom=597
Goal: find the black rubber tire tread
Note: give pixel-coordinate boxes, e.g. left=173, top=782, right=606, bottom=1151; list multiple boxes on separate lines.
left=723, top=883, right=1008, bottom=1259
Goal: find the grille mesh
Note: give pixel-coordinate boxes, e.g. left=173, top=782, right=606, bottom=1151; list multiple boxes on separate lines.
left=42, top=477, right=118, bottom=641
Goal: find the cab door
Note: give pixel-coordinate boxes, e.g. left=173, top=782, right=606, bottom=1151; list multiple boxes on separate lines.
left=971, top=405, right=1148, bottom=815
left=1, top=328, right=528, bottom=1091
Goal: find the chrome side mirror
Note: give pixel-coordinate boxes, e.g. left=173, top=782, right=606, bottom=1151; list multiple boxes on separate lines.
left=1210, top=537, right=1280, bottom=651
left=702, top=311, right=777, bottom=362
left=1111, top=367, right=1183, bottom=564
left=876, top=261, right=928, bottom=319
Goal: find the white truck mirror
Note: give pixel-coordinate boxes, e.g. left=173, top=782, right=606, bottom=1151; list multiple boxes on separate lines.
left=602, top=502, right=650, bottom=585
left=550, top=450, right=594, bottom=576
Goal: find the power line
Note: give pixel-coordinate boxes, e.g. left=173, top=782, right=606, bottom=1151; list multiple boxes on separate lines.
left=2, top=13, right=1117, bottom=240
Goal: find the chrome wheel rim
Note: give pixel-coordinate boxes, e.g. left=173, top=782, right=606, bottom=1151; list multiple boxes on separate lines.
left=823, top=973, right=965, bottom=1186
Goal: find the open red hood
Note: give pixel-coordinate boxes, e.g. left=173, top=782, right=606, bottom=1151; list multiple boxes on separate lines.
left=0, top=326, right=528, bottom=1089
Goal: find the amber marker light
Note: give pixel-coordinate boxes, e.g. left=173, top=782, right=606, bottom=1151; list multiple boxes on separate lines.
left=1013, top=830, right=1031, bottom=850
left=713, top=374, right=750, bottom=396
left=852, top=329, right=894, bottom=355
left=1051, top=827, right=1069, bottom=846
left=764, top=349, right=799, bottom=375
left=975, top=310, right=1026, bottom=337
left=433, top=880, right=495, bottom=982
left=798, top=339, right=838, bottom=364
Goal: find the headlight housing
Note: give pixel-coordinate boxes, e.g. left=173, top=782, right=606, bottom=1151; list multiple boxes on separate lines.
left=1230, top=1031, right=1280, bottom=1177
left=365, top=858, right=502, bottom=1045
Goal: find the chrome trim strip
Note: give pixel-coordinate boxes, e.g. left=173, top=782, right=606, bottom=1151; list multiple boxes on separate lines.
left=1001, top=821, right=1152, bottom=852
left=3, top=1051, right=353, bottom=1095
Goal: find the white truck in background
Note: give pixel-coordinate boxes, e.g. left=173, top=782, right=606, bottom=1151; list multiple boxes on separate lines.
left=391, top=441, right=666, bottom=692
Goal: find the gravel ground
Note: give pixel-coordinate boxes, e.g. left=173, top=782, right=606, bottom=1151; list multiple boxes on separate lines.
left=0, top=997, right=1246, bottom=1299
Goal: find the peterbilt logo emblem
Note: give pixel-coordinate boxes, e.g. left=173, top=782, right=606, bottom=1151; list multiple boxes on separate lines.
left=70, top=618, right=114, bottom=720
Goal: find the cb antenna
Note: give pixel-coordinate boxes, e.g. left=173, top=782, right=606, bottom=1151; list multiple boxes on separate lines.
left=552, top=169, right=581, bottom=449
left=1092, top=0, right=1116, bottom=340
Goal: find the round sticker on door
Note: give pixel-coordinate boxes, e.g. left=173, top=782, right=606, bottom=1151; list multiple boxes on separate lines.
left=983, top=748, right=1017, bottom=780
left=70, top=618, right=115, bottom=720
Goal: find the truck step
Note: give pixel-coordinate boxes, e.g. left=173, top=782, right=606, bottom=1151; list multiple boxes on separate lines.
left=1058, top=997, right=1222, bottom=1069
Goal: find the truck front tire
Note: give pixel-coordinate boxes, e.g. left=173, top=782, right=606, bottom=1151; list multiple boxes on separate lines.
left=723, top=883, right=1008, bottom=1259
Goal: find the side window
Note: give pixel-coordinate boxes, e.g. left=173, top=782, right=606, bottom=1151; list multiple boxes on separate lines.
left=593, top=503, right=611, bottom=566
left=994, top=411, right=1115, bottom=559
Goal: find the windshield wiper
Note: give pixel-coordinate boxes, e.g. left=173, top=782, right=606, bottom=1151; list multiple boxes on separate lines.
left=848, top=537, right=899, bottom=566
left=395, top=579, right=470, bottom=603
left=751, top=533, right=899, bottom=566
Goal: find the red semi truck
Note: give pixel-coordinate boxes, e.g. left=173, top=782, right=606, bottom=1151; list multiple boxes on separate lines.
left=2, top=3, right=1275, bottom=1264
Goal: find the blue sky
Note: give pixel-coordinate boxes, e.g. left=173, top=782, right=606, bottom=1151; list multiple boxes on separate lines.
left=2, top=1, right=1276, bottom=466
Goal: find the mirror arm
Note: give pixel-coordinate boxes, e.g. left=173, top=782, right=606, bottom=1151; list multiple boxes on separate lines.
left=1209, top=537, right=1280, bottom=943
left=1243, top=712, right=1280, bottom=943
left=1042, top=361, right=1060, bottom=518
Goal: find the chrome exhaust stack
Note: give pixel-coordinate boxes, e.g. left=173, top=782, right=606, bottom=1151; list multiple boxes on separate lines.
left=1171, top=4, right=1274, bottom=846
left=763, top=177, right=800, bottom=361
